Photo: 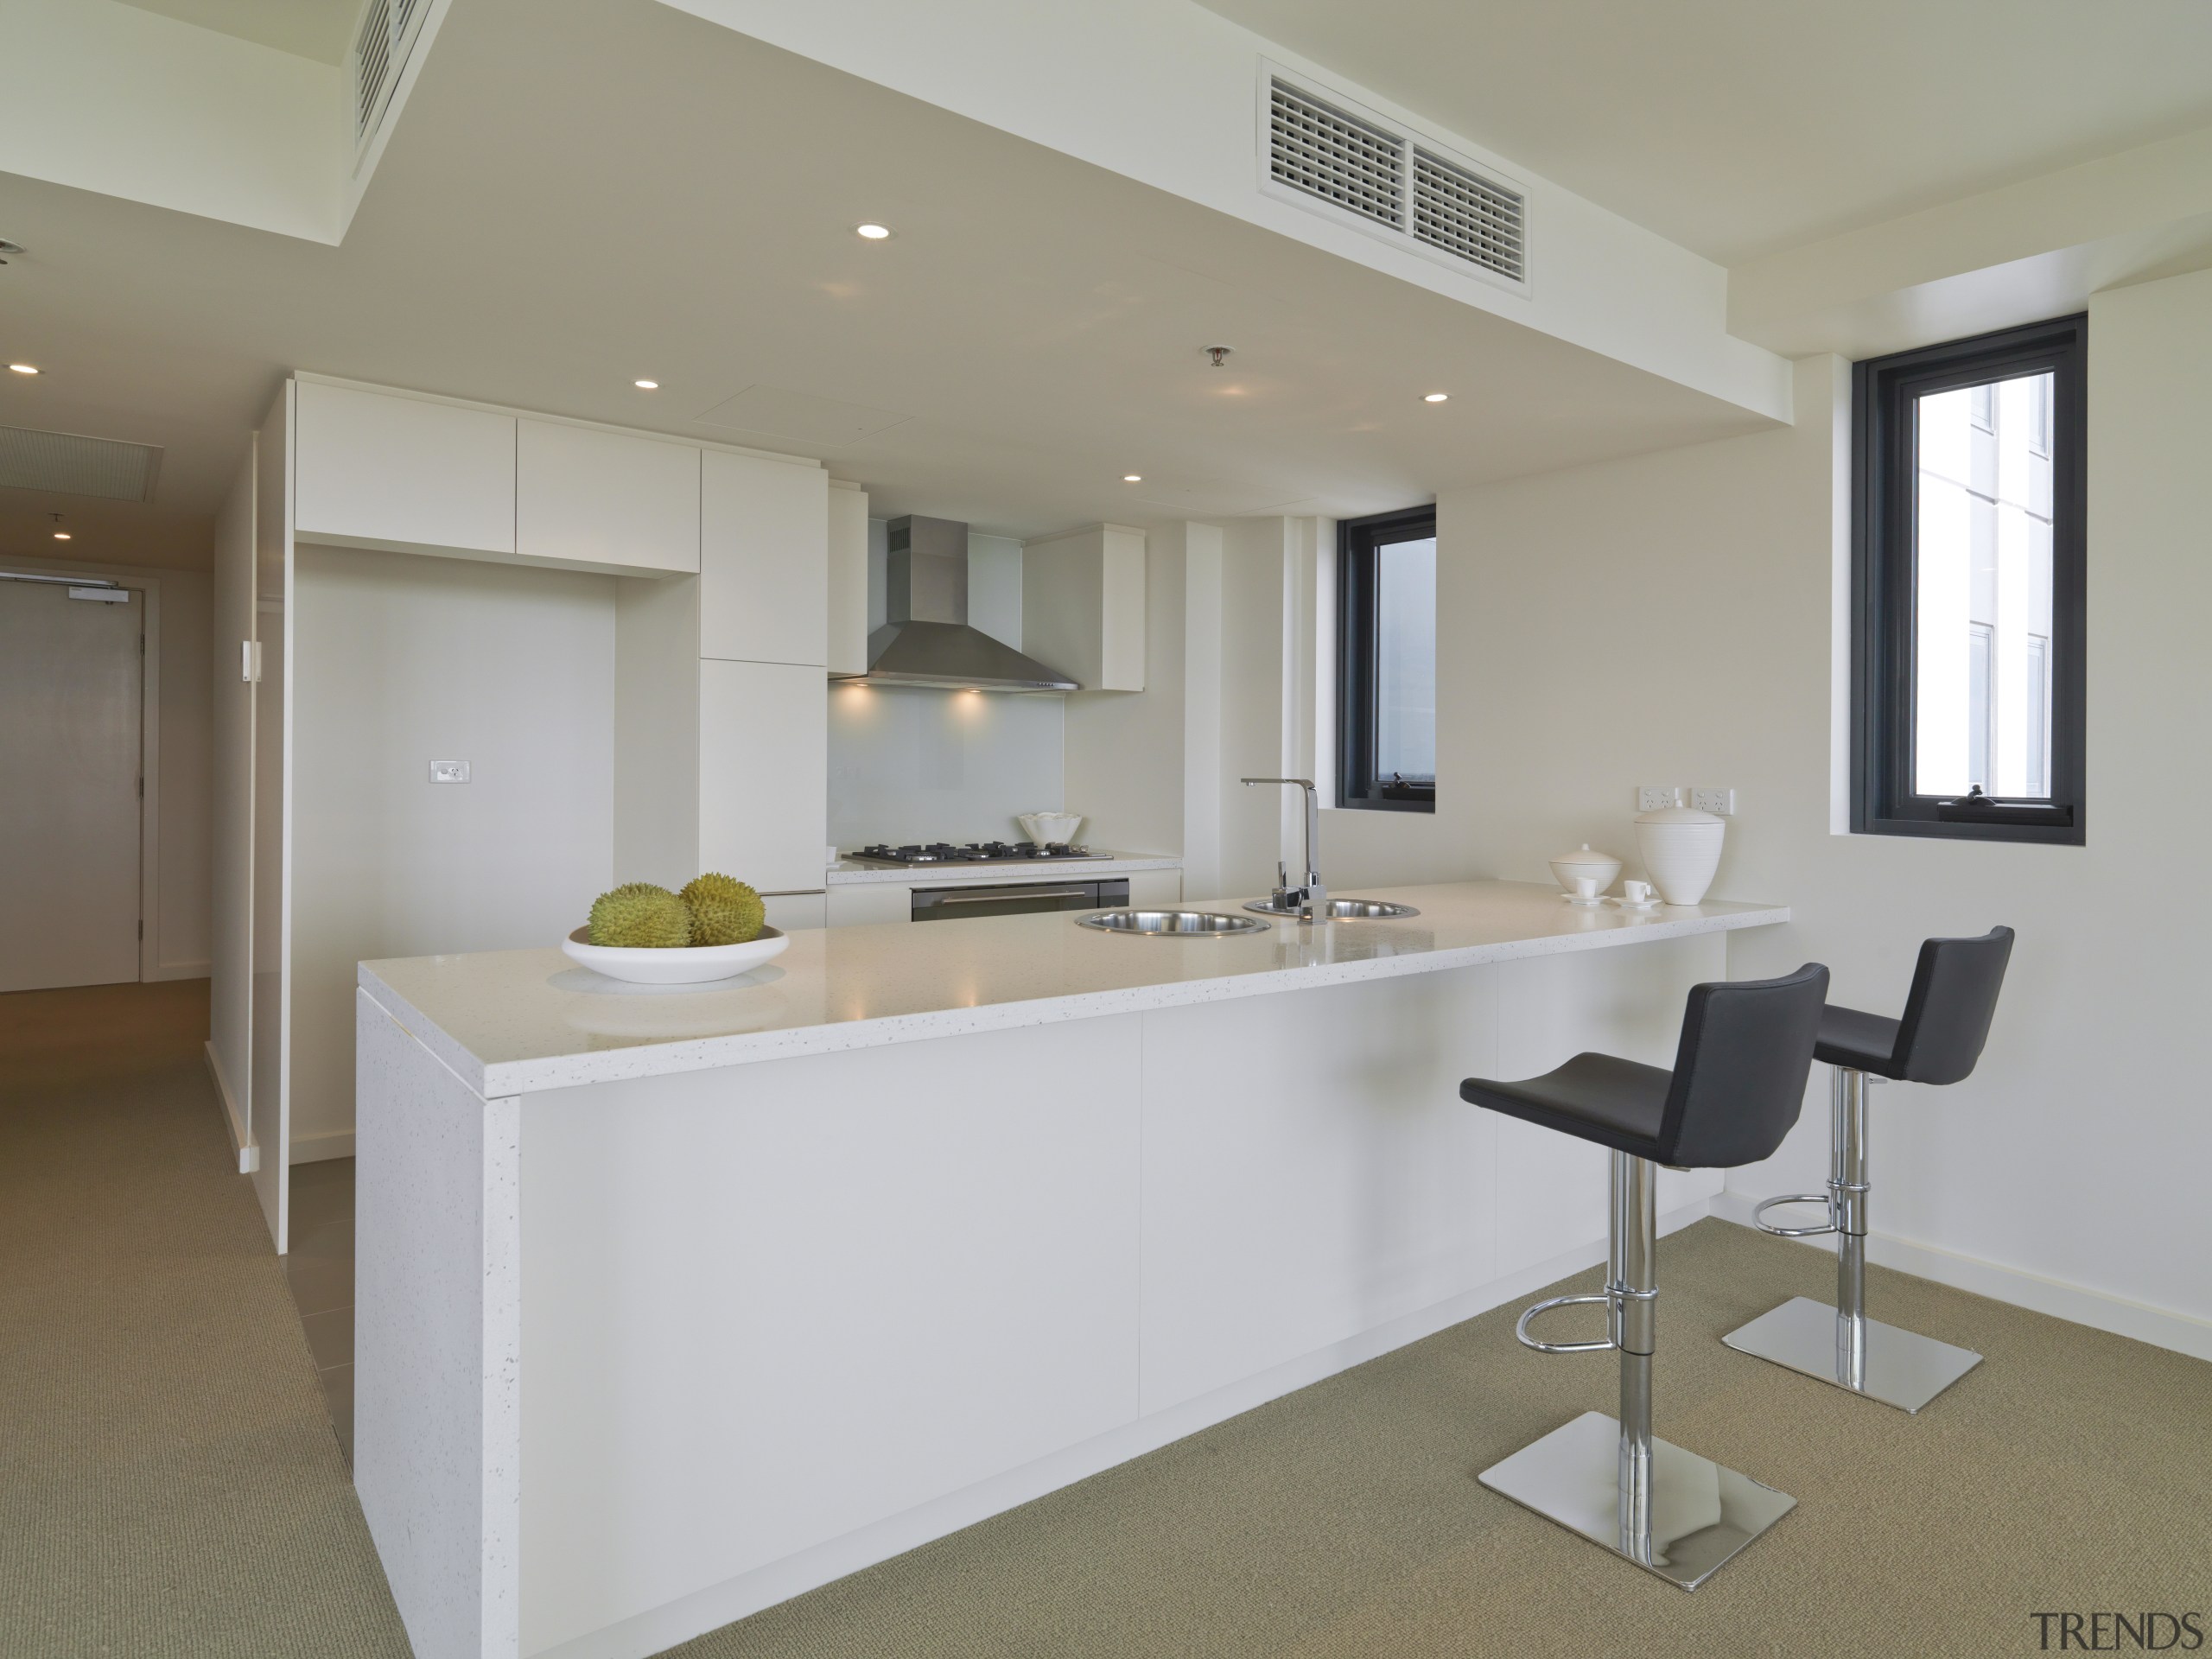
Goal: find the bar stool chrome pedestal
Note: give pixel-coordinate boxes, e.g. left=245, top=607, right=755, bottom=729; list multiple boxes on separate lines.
left=1463, top=963, right=1828, bottom=1590
left=1724, top=927, right=2013, bottom=1414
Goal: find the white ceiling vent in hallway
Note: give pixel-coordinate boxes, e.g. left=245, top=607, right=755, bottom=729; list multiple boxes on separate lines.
left=353, top=0, right=430, bottom=154
left=1260, top=66, right=1528, bottom=293
left=0, top=426, right=163, bottom=502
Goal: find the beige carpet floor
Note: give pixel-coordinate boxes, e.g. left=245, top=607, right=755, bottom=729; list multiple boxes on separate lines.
left=0, top=981, right=410, bottom=1658
left=4, top=982, right=2208, bottom=1658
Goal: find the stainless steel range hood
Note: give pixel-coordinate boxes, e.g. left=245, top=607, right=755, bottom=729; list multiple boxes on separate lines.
left=849, top=515, right=1077, bottom=694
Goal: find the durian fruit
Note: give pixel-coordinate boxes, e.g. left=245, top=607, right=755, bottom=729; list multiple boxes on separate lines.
left=681, top=872, right=766, bottom=946
left=588, top=882, right=692, bottom=948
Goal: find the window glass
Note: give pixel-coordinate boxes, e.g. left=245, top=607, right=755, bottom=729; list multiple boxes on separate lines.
left=1372, top=535, right=1436, bottom=785
left=1911, top=372, right=2056, bottom=798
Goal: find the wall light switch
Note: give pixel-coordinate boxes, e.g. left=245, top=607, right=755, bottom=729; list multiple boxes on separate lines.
left=1692, top=787, right=1736, bottom=816
left=1637, top=785, right=1682, bottom=812
left=429, top=760, right=471, bottom=785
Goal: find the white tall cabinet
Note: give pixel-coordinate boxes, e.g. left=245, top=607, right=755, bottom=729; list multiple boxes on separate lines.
left=214, top=374, right=837, bottom=1249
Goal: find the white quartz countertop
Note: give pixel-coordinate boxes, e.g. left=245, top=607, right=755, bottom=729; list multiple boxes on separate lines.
left=358, top=881, right=1789, bottom=1099
left=823, top=850, right=1181, bottom=886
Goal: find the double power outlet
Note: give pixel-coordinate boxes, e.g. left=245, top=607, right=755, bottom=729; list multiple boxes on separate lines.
left=1637, top=785, right=1736, bottom=816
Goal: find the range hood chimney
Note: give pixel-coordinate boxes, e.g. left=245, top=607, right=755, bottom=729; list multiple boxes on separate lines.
left=852, top=515, right=1078, bottom=694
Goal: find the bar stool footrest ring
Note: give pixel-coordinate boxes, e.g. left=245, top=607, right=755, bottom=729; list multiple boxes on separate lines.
left=1752, top=1192, right=1837, bottom=1237
left=1515, top=1292, right=1618, bottom=1354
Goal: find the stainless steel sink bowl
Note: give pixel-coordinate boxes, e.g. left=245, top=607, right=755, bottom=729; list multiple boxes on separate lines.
left=1077, top=909, right=1271, bottom=936
left=1242, top=898, right=1421, bottom=919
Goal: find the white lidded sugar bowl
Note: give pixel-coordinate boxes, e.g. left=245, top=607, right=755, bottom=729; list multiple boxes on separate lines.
left=1548, top=843, right=1623, bottom=898
left=1633, top=803, right=1726, bottom=906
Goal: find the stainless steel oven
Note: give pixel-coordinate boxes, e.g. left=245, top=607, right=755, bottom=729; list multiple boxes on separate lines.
left=909, top=877, right=1130, bottom=922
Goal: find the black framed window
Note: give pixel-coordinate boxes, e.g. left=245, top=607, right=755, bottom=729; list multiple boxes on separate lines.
left=1337, top=505, right=1436, bottom=812
left=1853, top=315, right=2086, bottom=844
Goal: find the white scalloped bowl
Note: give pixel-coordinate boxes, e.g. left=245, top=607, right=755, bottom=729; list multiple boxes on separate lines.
left=561, top=925, right=788, bottom=985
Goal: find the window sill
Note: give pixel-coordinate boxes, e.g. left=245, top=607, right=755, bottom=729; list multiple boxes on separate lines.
left=1853, top=813, right=2083, bottom=848
left=1338, top=796, right=1433, bottom=816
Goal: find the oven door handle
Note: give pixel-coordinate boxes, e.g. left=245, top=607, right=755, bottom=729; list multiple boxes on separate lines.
left=921, top=887, right=1094, bottom=905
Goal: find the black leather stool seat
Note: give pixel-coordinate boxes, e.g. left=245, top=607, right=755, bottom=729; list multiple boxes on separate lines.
left=1813, top=1006, right=1903, bottom=1075
left=1461, top=1054, right=1672, bottom=1160
left=1810, top=927, right=2014, bottom=1084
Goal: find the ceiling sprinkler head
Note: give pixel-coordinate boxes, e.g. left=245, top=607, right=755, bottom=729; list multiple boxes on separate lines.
left=1205, top=345, right=1232, bottom=368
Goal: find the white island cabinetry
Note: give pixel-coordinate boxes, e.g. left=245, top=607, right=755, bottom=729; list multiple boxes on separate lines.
left=354, top=881, right=1785, bottom=1659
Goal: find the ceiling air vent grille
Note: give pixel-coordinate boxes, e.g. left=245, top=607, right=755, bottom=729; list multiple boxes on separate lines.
left=1411, top=147, right=1525, bottom=283
left=1259, top=67, right=1529, bottom=293
left=353, top=0, right=392, bottom=141
left=0, top=426, right=163, bottom=502
left=1267, top=79, right=1402, bottom=231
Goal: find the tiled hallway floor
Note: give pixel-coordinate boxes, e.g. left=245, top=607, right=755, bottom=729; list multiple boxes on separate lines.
left=287, top=1157, right=356, bottom=1461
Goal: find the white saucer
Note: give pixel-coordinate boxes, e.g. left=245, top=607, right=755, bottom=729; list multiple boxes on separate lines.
left=1560, top=893, right=1605, bottom=907
left=1605, top=896, right=1664, bottom=912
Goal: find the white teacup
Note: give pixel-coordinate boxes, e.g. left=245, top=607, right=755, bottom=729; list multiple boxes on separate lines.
left=1622, top=880, right=1655, bottom=906
left=1572, top=875, right=1600, bottom=902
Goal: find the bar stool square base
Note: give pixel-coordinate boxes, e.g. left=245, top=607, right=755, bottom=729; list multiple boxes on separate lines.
left=1723, top=1295, right=1982, bottom=1414
left=1478, top=1410, right=1796, bottom=1591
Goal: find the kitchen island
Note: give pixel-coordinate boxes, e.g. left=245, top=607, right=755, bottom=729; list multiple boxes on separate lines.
left=353, top=881, right=1787, bottom=1659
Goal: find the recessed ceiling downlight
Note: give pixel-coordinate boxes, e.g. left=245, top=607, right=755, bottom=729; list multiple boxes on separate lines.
left=855, top=223, right=892, bottom=240
left=1123, top=474, right=1142, bottom=482
left=9, top=364, right=37, bottom=375
left=634, top=379, right=659, bottom=390
left=1423, top=392, right=1449, bottom=403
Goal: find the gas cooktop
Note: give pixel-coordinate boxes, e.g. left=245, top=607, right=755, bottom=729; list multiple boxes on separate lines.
left=850, top=842, right=1110, bottom=867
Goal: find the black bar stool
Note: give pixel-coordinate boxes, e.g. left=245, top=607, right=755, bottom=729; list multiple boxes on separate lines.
left=1462, top=963, right=1828, bottom=1590
left=1725, top=926, right=2013, bottom=1413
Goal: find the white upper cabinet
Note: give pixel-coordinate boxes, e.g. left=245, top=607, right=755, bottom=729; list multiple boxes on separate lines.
left=517, top=420, right=700, bottom=575
left=697, top=658, right=827, bottom=893
left=1023, top=524, right=1147, bottom=691
left=295, top=381, right=517, bottom=556
left=700, top=449, right=828, bottom=666
left=825, top=481, right=870, bottom=677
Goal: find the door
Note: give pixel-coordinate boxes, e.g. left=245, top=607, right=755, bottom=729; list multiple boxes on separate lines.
left=249, top=388, right=294, bottom=1249
left=0, top=577, right=143, bottom=992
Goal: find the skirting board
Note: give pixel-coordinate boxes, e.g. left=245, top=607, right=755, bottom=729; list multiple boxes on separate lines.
left=201, top=1041, right=258, bottom=1175
left=147, top=959, right=212, bottom=982
left=289, top=1128, right=356, bottom=1165
left=1709, top=1191, right=2212, bottom=1363
left=531, top=1197, right=1717, bottom=1659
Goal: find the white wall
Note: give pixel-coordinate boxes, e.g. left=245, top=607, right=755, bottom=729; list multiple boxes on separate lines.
left=1060, top=524, right=1192, bottom=864
left=1291, top=270, right=2212, bottom=1350
left=155, top=564, right=213, bottom=978
left=833, top=521, right=1067, bottom=849
left=290, top=545, right=618, bottom=1159
left=827, top=684, right=1064, bottom=849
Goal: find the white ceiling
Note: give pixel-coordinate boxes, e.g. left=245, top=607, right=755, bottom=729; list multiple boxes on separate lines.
left=0, top=0, right=1770, bottom=570
left=113, top=0, right=358, bottom=64
left=1198, top=0, right=2212, bottom=264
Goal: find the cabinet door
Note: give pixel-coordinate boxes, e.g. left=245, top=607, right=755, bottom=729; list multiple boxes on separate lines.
left=698, top=660, right=826, bottom=893
left=826, top=885, right=912, bottom=927
left=517, top=420, right=700, bottom=575
left=762, top=893, right=828, bottom=932
left=294, top=381, right=516, bottom=556
left=1126, top=869, right=1182, bottom=909
left=700, top=450, right=828, bottom=665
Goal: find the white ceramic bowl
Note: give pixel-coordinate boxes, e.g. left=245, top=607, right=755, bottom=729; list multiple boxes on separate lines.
left=560, top=925, right=788, bottom=985
left=1548, top=843, right=1623, bottom=895
left=1018, top=811, right=1084, bottom=846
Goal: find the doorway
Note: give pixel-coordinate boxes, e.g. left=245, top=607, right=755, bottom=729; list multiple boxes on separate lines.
left=0, top=575, right=143, bottom=993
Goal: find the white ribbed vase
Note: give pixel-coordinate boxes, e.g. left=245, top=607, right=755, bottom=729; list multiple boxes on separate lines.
left=1632, top=805, right=1726, bottom=906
